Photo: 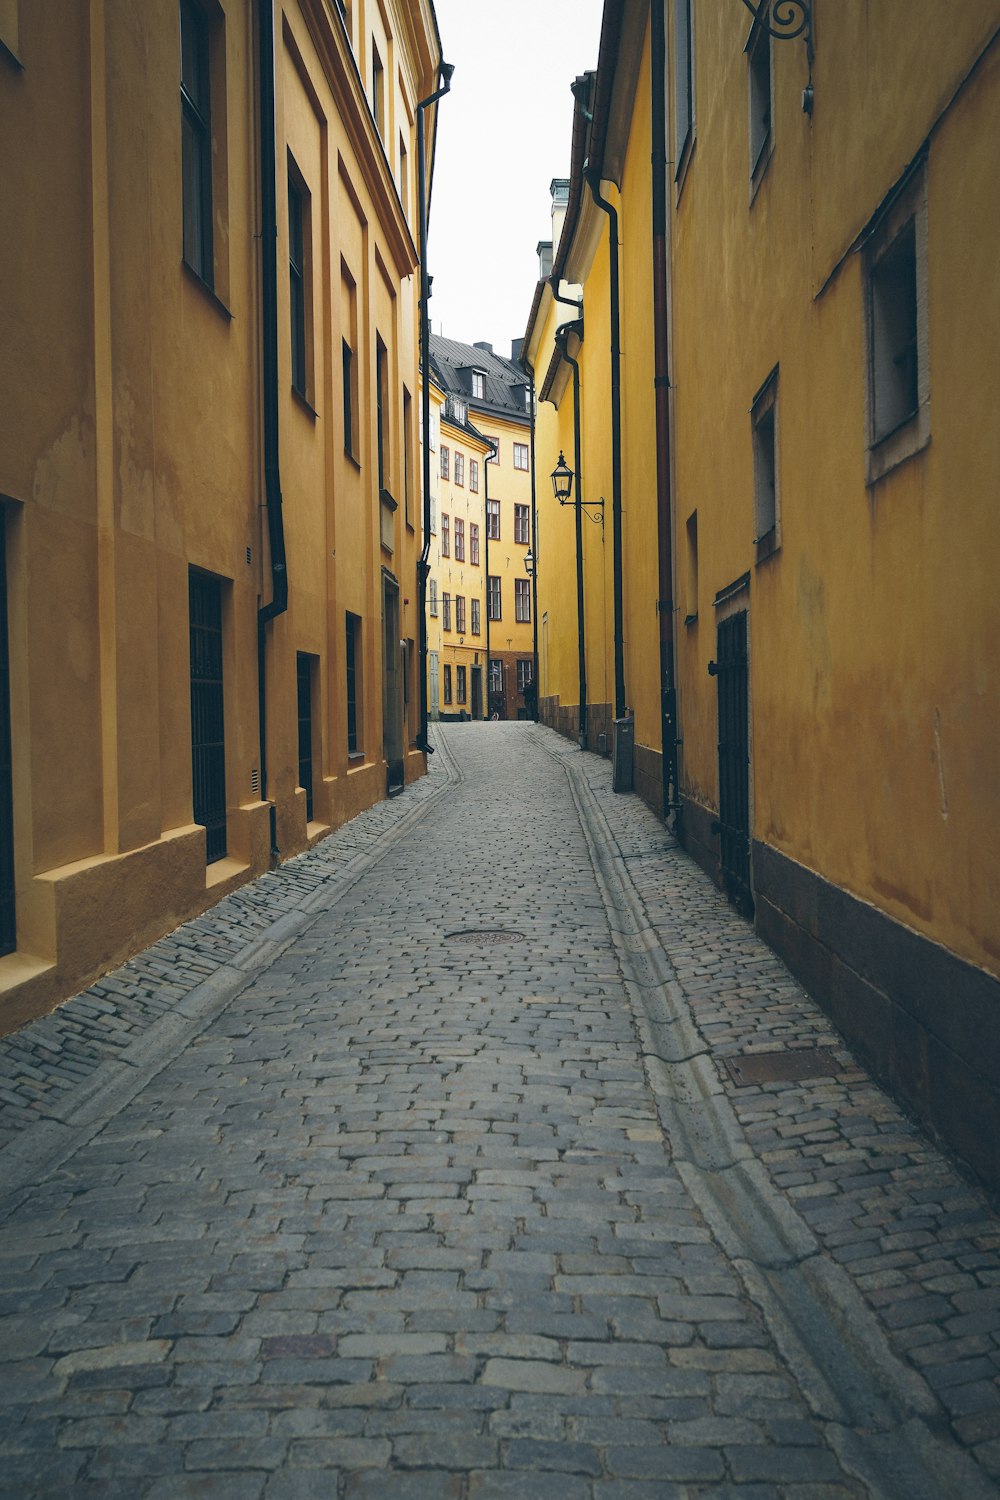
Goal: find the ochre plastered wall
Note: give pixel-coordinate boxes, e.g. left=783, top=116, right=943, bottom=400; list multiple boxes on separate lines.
left=0, top=0, right=439, bottom=1031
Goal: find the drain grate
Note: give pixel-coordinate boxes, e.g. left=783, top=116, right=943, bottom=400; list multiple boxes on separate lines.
left=446, top=929, right=525, bottom=945
left=723, top=1047, right=839, bottom=1087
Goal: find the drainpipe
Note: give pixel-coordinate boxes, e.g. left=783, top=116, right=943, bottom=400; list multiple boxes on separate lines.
left=416, top=62, right=454, bottom=753
left=526, top=373, right=539, bottom=721
left=483, top=448, right=491, bottom=717
left=651, top=0, right=680, bottom=829
left=586, top=166, right=625, bottom=722
left=257, top=0, right=288, bottom=860
left=555, top=322, right=588, bottom=750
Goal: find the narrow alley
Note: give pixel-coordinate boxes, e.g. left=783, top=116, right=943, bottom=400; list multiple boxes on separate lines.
left=0, top=723, right=998, bottom=1499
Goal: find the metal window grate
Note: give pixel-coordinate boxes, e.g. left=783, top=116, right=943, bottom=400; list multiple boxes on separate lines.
left=189, top=571, right=227, bottom=863
left=0, top=521, right=15, bottom=954
left=296, top=653, right=314, bottom=823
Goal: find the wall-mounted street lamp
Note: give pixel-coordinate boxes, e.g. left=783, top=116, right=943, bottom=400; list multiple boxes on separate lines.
left=550, top=452, right=604, bottom=522
left=524, top=548, right=535, bottom=578
left=740, top=0, right=811, bottom=43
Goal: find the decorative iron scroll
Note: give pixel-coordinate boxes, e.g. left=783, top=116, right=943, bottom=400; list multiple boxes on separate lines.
left=740, top=0, right=812, bottom=42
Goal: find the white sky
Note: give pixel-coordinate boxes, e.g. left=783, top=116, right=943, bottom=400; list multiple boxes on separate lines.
left=427, top=0, right=606, bottom=360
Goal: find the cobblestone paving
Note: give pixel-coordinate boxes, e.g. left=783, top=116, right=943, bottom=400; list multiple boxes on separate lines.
left=0, top=723, right=997, bottom=1497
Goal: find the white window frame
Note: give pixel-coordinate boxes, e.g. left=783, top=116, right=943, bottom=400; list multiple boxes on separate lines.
left=513, top=442, right=529, bottom=472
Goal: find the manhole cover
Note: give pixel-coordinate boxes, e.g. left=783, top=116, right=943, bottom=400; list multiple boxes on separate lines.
left=445, top=929, right=525, bottom=945
left=723, top=1047, right=839, bottom=1087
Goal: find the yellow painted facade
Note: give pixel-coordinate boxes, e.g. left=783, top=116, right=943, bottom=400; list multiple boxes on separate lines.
left=422, top=379, right=490, bottom=719
left=428, top=336, right=536, bottom=719
left=0, top=0, right=441, bottom=1030
left=524, top=1, right=1000, bottom=1185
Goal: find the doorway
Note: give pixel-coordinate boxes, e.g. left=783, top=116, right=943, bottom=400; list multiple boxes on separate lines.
left=714, top=610, right=753, bottom=918
left=382, top=575, right=404, bottom=793
left=471, top=665, right=483, bottom=721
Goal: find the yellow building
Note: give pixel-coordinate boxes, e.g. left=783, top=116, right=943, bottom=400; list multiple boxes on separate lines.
left=0, top=0, right=443, bottom=1030
left=524, top=1, right=1000, bottom=1188
left=429, top=335, right=536, bottom=720
left=422, top=380, right=490, bottom=720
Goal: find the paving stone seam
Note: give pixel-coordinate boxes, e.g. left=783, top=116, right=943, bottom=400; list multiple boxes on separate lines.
left=535, top=726, right=996, bottom=1500
left=0, top=740, right=460, bottom=1208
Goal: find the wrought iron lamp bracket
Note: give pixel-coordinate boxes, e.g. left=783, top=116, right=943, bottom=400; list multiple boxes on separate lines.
left=740, top=0, right=813, bottom=58
left=560, top=495, right=605, bottom=529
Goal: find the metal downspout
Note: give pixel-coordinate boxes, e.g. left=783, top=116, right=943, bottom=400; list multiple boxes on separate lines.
left=256, top=0, right=287, bottom=857
left=527, top=374, right=539, bottom=721
left=416, top=64, right=453, bottom=753
left=556, top=324, right=588, bottom=750
left=651, top=0, right=680, bottom=828
left=483, top=451, right=491, bottom=716
left=586, top=168, right=625, bottom=721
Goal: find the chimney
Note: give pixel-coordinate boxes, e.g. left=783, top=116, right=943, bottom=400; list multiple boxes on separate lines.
left=550, top=178, right=570, bottom=256
left=511, top=337, right=524, bottom=364
left=537, top=240, right=553, bottom=280
left=473, top=340, right=493, bottom=355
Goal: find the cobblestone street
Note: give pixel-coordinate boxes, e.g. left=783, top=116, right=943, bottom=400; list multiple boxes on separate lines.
left=1, top=722, right=998, bottom=1498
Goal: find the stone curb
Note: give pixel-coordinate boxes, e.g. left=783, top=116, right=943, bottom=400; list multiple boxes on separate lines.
left=0, top=734, right=461, bottom=1205
left=539, top=725, right=996, bottom=1500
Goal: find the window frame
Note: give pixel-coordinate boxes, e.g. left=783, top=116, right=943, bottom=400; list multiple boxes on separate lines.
left=180, top=0, right=214, bottom=288
left=514, top=504, right=530, bottom=545
left=440, top=513, right=450, bottom=557
left=862, top=160, right=930, bottom=486
left=673, top=0, right=695, bottom=192
left=469, top=522, right=480, bottom=566
left=746, top=15, right=774, bottom=199
left=456, top=665, right=467, bottom=704
left=487, top=499, right=500, bottom=541
left=472, top=370, right=486, bottom=399
left=471, top=597, right=481, bottom=635
left=442, top=592, right=452, bottom=631
left=440, top=444, right=450, bottom=481
left=513, top=442, right=529, bottom=472
left=454, top=517, right=465, bottom=562
left=454, top=451, right=465, bottom=487
left=443, top=663, right=452, bottom=705
left=287, top=157, right=313, bottom=402
left=751, top=366, right=780, bottom=563
left=515, top=577, right=531, bottom=623
left=429, top=577, right=438, bottom=617
left=487, top=575, right=501, bottom=622
left=469, top=459, right=479, bottom=494
left=346, top=611, right=362, bottom=756
left=455, top=594, right=466, bottom=634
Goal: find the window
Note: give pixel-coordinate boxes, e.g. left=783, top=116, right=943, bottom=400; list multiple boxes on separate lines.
left=288, top=161, right=311, bottom=398
left=189, top=570, right=227, bottom=863
left=342, top=262, right=359, bottom=459
left=180, top=0, right=214, bottom=286
left=684, top=510, right=699, bottom=623
left=864, top=161, right=929, bottom=483
left=456, top=666, right=467, bottom=704
left=346, top=612, right=362, bottom=754
left=488, top=575, right=501, bottom=621
left=513, top=443, right=529, bottom=471
left=440, top=444, right=450, bottom=480
left=673, top=0, right=694, bottom=184
left=488, top=438, right=500, bottom=465
left=487, top=499, right=500, bottom=540
left=429, top=578, right=438, bottom=616
left=517, top=659, right=533, bottom=691
left=471, top=597, right=481, bottom=635
left=469, top=459, right=479, bottom=493
left=443, top=664, right=452, bottom=704
left=751, top=367, right=779, bottom=561
left=472, top=370, right=486, bottom=399
left=441, top=514, right=450, bottom=557
left=514, top=504, right=530, bottom=544
left=455, top=595, right=466, bottom=634
left=372, top=42, right=385, bottom=139
left=454, top=518, right=465, bottom=562
left=454, top=452, right=465, bottom=487
left=442, top=592, right=452, bottom=630
left=376, top=335, right=389, bottom=494
left=398, top=133, right=408, bottom=219
left=470, top=523, right=480, bottom=565
left=429, top=497, right=437, bottom=534
left=747, top=17, right=772, bottom=191
left=515, top=577, right=531, bottom=623
left=489, top=658, right=503, bottom=693
left=0, top=1, right=20, bottom=63
left=403, top=387, right=413, bottom=525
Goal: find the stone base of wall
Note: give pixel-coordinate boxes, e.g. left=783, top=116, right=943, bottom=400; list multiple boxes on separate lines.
left=677, top=789, right=1000, bottom=1192
left=539, top=695, right=579, bottom=744
left=753, top=840, right=1000, bottom=1193
left=634, top=743, right=664, bottom=820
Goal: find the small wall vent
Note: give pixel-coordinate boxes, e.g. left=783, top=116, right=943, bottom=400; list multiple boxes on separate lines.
left=597, top=732, right=608, bottom=755
left=246, top=546, right=253, bottom=566
left=251, top=767, right=260, bottom=797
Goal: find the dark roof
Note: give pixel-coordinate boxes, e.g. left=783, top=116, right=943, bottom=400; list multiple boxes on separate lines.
left=428, top=333, right=530, bottom=428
